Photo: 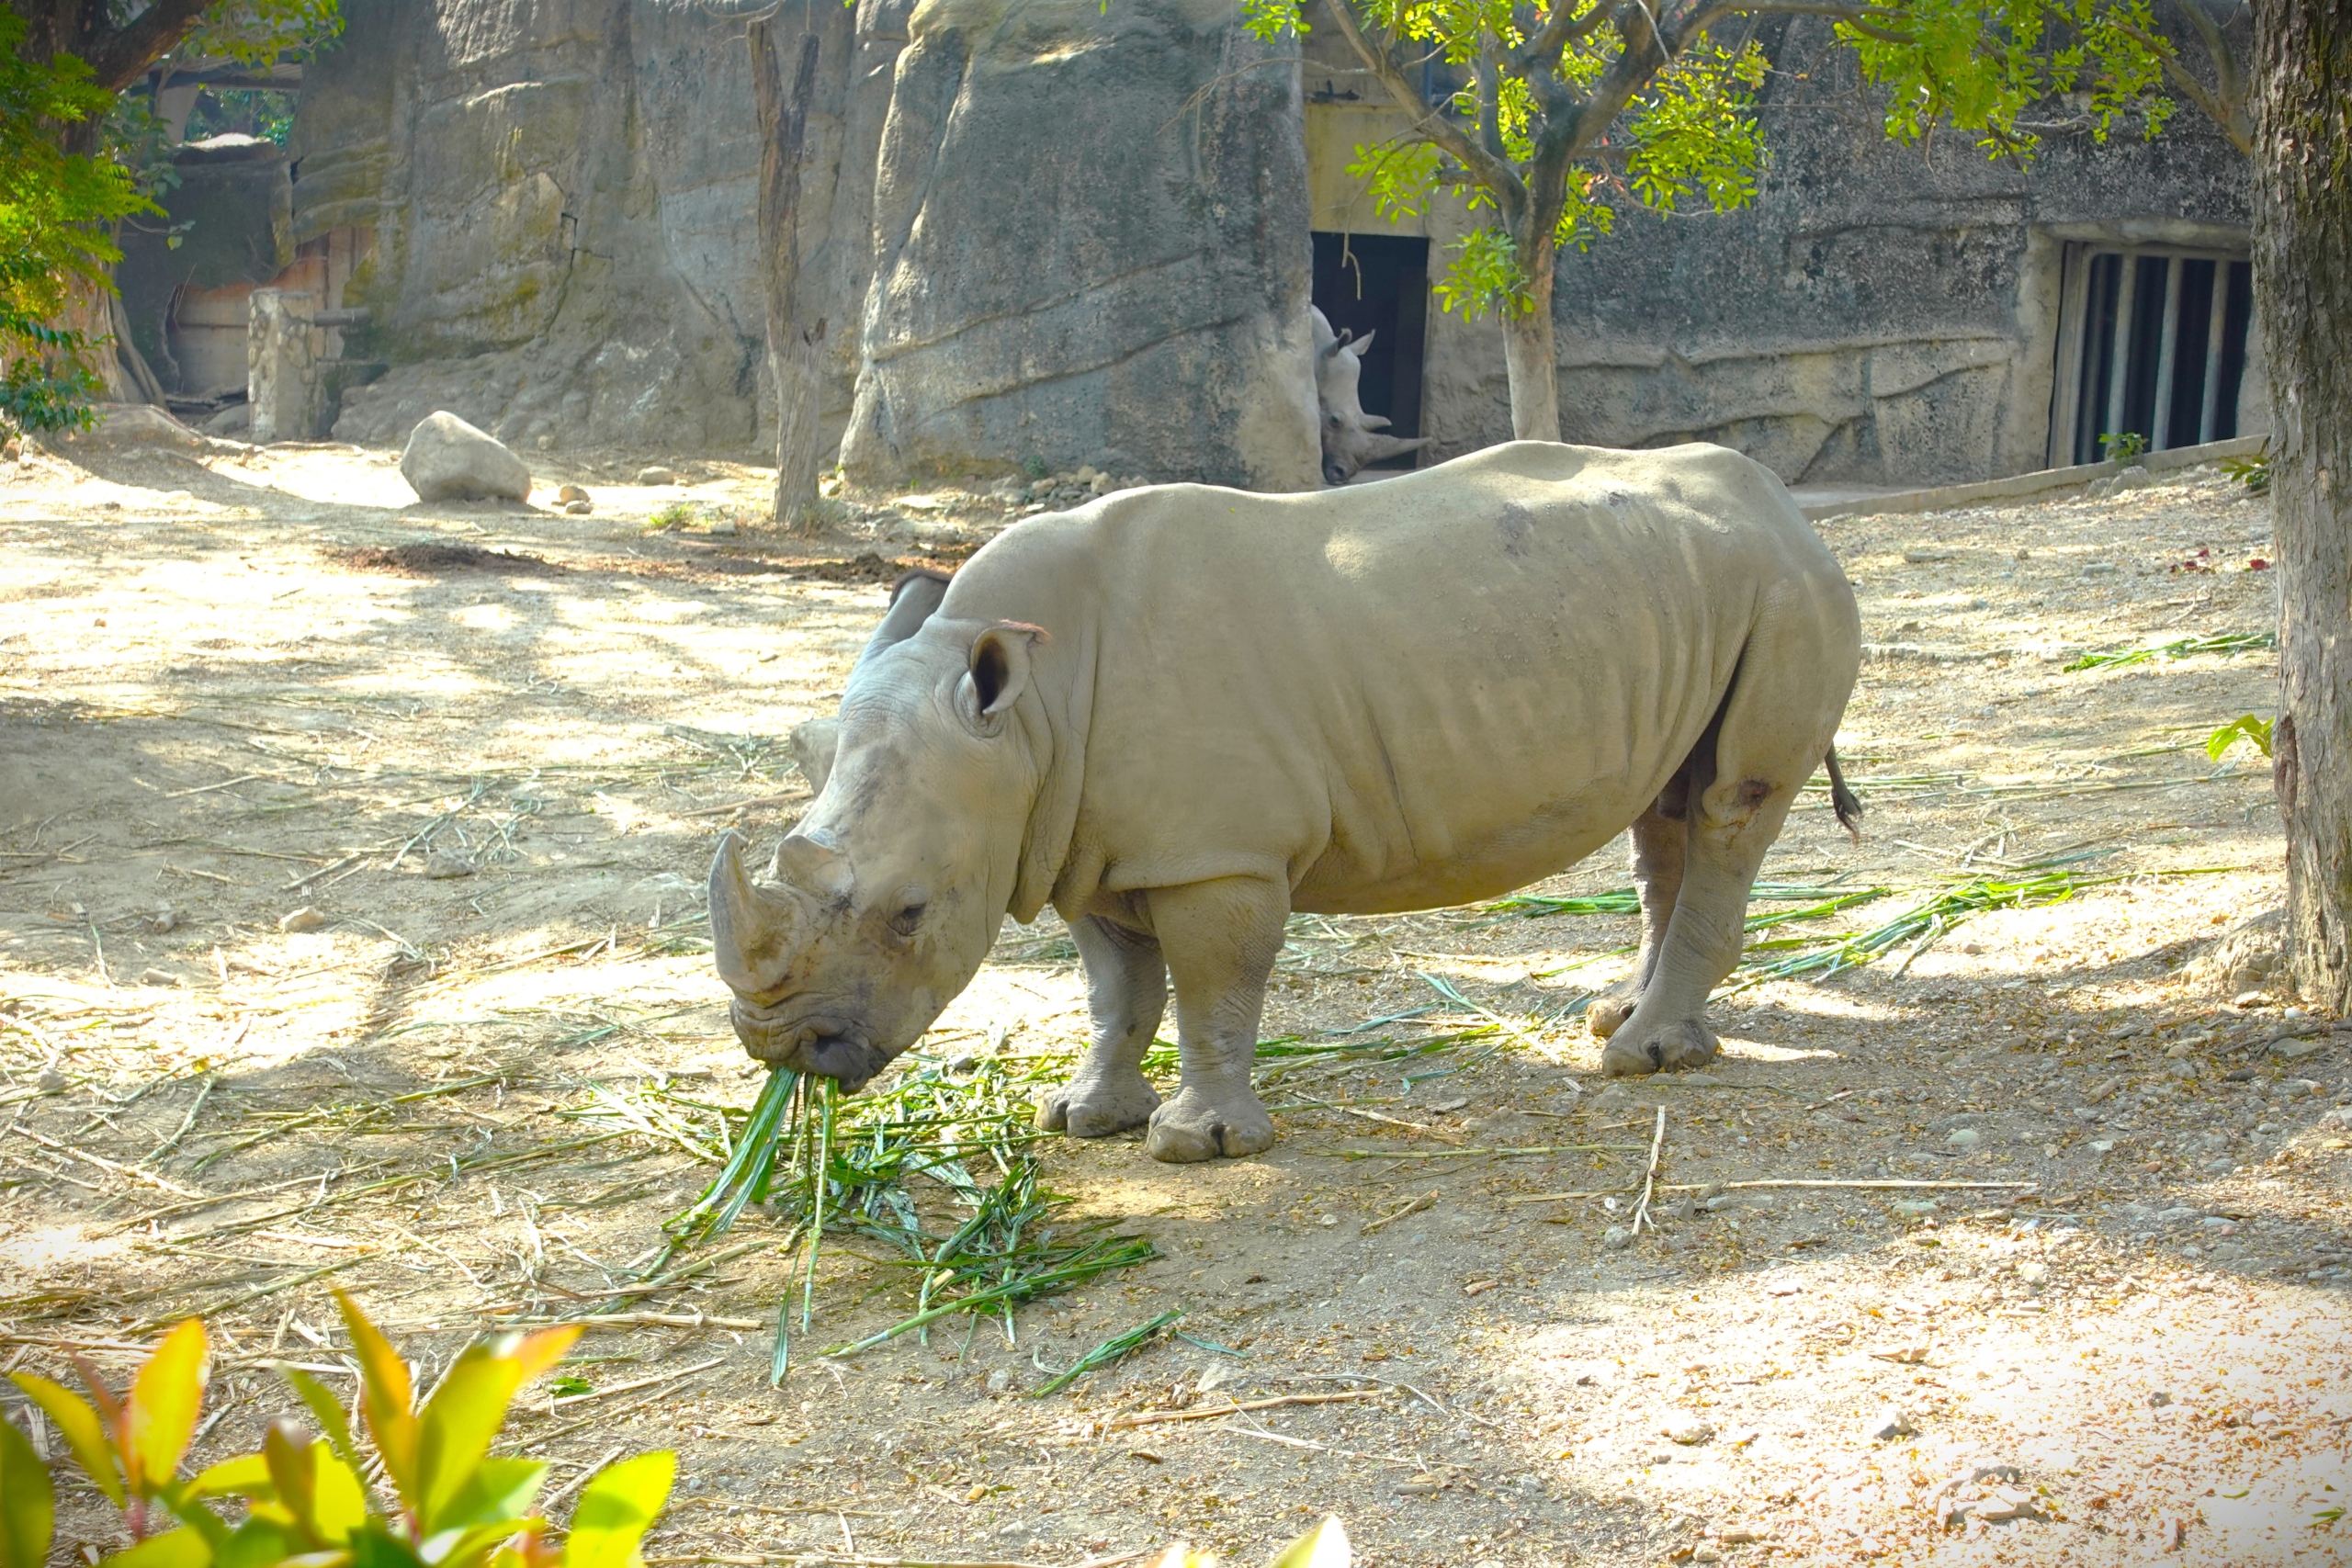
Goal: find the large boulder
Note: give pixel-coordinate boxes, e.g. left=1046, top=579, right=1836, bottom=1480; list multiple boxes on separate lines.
left=400, top=411, right=533, bottom=502
left=839, top=0, right=1318, bottom=490
left=48, top=404, right=213, bottom=455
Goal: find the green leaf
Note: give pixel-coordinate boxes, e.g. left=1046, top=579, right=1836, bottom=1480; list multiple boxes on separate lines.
left=0, top=1412, right=55, bottom=1568
left=1267, top=1517, right=1351, bottom=1568
left=280, top=1367, right=366, bottom=1480
left=345, top=1521, right=432, bottom=1568
left=309, top=1443, right=372, bottom=1545
left=562, top=1452, right=676, bottom=1568
left=123, top=1321, right=208, bottom=1496
left=412, top=1347, right=526, bottom=1529
left=263, top=1421, right=317, bottom=1538
left=98, top=1527, right=214, bottom=1568
left=8, top=1372, right=125, bottom=1506
left=334, top=1292, right=418, bottom=1504
left=431, top=1458, right=548, bottom=1532
left=187, top=1452, right=274, bottom=1501
left=213, top=1519, right=300, bottom=1568
left=2206, top=714, right=2272, bottom=761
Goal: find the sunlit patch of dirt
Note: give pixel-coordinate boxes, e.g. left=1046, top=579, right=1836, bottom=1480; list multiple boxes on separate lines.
left=0, top=446, right=2342, bottom=1566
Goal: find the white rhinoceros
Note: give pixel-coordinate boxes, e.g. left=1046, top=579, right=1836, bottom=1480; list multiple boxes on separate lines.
left=1312, top=306, right=1430, bottom=485
left=710, top=440, right=1861, bottom=1162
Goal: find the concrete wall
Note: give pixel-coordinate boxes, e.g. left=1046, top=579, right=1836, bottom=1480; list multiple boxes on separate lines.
left=1299, top=17, right=2256, bottom=488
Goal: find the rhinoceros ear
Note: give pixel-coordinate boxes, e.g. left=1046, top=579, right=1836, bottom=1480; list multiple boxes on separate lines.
left=959, top=622, right=1044, bottom=728
left=1345, top=330, right=1374, bottom=359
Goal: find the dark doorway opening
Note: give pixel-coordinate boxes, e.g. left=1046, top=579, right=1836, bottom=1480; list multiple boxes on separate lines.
left=1311, top=231, right=1430, bottom=469
left=2064, top=249, right=2252, bottom=466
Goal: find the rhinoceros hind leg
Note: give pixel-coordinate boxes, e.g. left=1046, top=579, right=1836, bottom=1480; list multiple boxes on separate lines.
left=1590, top=783, right=1693, bottom=1041
left=1139, top=875, right=1286, bottom=1164
left=1036, top=1077, right=1161, bottom=1138
left=1038, top=915, right=1168, bottom=1139
left=1600, top=1019, right=1719, bottom=1077
left=1146, top=1089, right=1276, bottom=1162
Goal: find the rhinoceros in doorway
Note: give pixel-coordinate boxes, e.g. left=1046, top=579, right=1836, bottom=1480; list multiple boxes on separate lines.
left=1312, top=306, right=1431, bottom=485
left=709, top=441, right=1862, bottom=1162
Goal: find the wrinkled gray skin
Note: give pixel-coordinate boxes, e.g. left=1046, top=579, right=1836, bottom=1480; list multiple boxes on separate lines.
left=710, top=441, right=1861, bottom=1161
left=1311, top=306, right=1431, bottom=485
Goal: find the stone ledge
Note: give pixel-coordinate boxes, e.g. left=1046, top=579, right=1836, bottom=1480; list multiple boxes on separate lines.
left=1803, top=434, right=2266, bottom=523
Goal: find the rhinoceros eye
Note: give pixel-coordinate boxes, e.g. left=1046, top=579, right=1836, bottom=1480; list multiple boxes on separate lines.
left=889, top=902, right=926, bottom=939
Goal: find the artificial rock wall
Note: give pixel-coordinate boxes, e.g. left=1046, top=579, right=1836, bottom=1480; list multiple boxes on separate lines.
left=1541, top=20, right=2256, bottom=487
left=293, top=0, right=1320, bottom=487
left=291, top=1, right=2252, bottom=488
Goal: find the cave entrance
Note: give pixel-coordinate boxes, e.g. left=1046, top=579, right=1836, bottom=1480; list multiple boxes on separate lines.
left=1311, top=231, right=1430, bottom=469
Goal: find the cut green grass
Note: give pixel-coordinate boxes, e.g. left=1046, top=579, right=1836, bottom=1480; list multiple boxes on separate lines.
left=1033, top=1309, right=1184, bottom=1395
left=1480, top=881, right=1888, bottom=924
left=2063, top=631, right=2275, bottom=671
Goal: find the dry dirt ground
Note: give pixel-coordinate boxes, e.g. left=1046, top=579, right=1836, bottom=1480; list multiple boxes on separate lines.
left=1, top=432, right=2346, bottom=1568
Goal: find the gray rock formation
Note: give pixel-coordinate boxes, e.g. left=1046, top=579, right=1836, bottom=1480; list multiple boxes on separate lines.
left=297, top=0, right=866, bottom=461
left=289, top=0, right=1318, bottom=487
left=284, top=0, right=2254, bottom=491
left=400, top=411, right=533, bottom=502
left=838, top=0, right=1320, bottom=490
left=1539, top=21, right=2257, bottom=486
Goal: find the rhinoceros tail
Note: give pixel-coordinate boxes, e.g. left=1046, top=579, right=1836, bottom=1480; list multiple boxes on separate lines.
left=1823, top=747, right=1863, bottom=841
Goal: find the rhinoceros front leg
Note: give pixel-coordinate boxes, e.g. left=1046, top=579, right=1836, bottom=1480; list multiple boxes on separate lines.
left=1035, top=916, right=1166, bottom=1138
left=1141, top=875, right=1283, bottom=1163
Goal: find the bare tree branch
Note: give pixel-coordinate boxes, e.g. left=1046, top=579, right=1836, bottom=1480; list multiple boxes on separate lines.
left=80, top=0, right=218, bottom=94
left=1320, top=0, right=1529, bottom=208
left=2133, top=0, right=2253, bottom=151
left=1505, top=0, right=1616, bottom=75
left=1678, top=0, right=1913, bottom=42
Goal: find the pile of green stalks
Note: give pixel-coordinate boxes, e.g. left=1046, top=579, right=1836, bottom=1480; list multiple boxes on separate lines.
left=1473, top=856, right=2232, bottom=997
left=662, top=1051, right=1157, bottom=1378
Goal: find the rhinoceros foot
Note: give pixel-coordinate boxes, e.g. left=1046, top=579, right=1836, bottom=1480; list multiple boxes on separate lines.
left=1600, top=1019, right=1720, bottom=1077
left=1144, top=1087, right=1275, bottom=1163
left=1035, top=1073, right=1162, bottom=1139
left=1586, top=990, right=1638, bottom=1040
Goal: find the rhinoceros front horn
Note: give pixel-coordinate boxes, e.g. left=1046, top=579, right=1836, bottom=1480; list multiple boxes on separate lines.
left=708, top=831, right=810, bottom=997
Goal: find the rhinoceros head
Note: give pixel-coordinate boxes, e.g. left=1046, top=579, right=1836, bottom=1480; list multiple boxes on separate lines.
left=1311, top=305, right=1433, bottom=485
left=707, top=617, right=1044, bottom=1092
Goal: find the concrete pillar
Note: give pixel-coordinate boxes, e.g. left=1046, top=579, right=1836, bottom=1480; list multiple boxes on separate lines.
left=247, top=288, right=325, bottom=443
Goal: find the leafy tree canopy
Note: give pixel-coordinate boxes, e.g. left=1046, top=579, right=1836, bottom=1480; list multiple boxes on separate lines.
left=0, top=10, right=149, bottom=431
left=0, top=0, right=340, bottom=432
left=1252, top=0, right=2188, bottom=316
left=1244, top=0, right=2239, bottom=436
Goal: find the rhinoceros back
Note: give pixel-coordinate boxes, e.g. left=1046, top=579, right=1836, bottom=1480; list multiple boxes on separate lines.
left=935, top=440, right=1858, bottom=918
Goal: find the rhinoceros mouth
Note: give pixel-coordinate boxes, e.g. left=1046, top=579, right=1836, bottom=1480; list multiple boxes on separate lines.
left=728, top=1000, right=889, bottom=1094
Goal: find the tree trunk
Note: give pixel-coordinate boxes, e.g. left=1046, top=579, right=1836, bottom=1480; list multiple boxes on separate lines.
left=1501, top=225, right=1562, bottom=442
left=751, top=24, right=828, bottom=531
left=2253, top=0, right=2352, bottom=1010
